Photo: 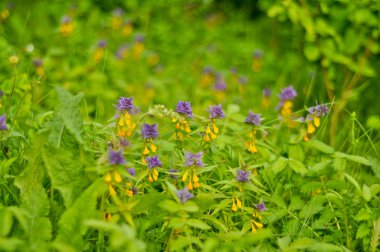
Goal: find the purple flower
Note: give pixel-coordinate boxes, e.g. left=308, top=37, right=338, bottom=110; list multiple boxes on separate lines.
left=141, top=123, right=158, bottom=139
left=61, top=15, right=72, bottom=24
left=279, top=86, right=297, bottom=101
left=255, top=202, right=267, bottom=212
left=115, top=97, right=135, bottom=112
left=308, top=104, right=329, bottom=117
left=214, top=74, right=227, bottom=91
left=253, top=49, right=263, bottom=59
left=208, top=105, right=225, bottom=119
left=109, top=149, right=126, bottom=165
left=176, top=187, right=194, bottom=204
left=112, top=8, right=124, bottom=17
left=185, top=151, right=204, bottom=167
left=97, top=39, right=107, bottom=48
left=120, top=138, right=130, bottom=147
left=238, top=76, right=248, bottom=85
left=263, top=88, right=271, bottom=98
left=0, top=114, right=8, bottom=130
left=146, top=155, right=162, bottom=169
left=169, top=168, right=179, bottom=180
left=236, top=169, right=249, bottom=182
left=245, top=111, right=261, bottom=126
left=127, top=168, right=136, bottom=177
left=33, top=59, right=43, bottom=67
left=176, top=101, right=193, bottom=118
left=135, top=35, right=144, bottom=43
left=203, top=66, right=213, bottom=74
left=115, top=44, right=129, bottom=59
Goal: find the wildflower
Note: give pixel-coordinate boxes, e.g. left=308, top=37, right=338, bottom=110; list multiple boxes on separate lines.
left=244, top=111, right=261, bottom=153
left=111, top=8, right=124, bottom=29
left=208, top=104, right=225, bottom=119
left=93, top=39, right=107, bottom=61
left=182, top=151, right=203, bottom=190
left=232, top=196, right=242, bottom=212
left=132, top=35, right=144, bottom=59
left=122, top=20, right=133, bottom=37
left=169, top=168, right=179, bottom=180
left=255, top=202, right=267, bottom=212
left=185, top=151, right=204, bottom=167
left=203, top=105, right=224, bottom=143
left=9, top=55, right=19, bottom=65
left=0, top=114, right=8, bottom=130
left=262, top=87, right=271, bottom=108
left=277, top=85, right=297, bottom=118
left=109, top=149, right=126, bottom=165
left=146, top=155, right=162, bottom=182
left=0, top=91, right=4, bottom=109
left=201, top=66, right=214, bottom=87
left=214, top=74, right=227, bottom=101
left=176, top=101, right=193, bottom=118
left=238, top=76, right=248, bottom=85
left=141, top=123, right=158, bottom=139
left=127, top=168, right=136, bottom=177
left=236, top=169, right=249, bottom=182
left=252, top=49, right=263, bottom=72
left=33, top=58, right=44, bottom=76
left=115, top=97, right=137, bottom=138
left=303, top=103, right=329, bottom=141
left=176, top=187, right=194, bottom=204
left=245, top=111, right=261, bottom=126
left=115, top=44, right=129, bottom=60
left=59, top=15, right=74, bottom=37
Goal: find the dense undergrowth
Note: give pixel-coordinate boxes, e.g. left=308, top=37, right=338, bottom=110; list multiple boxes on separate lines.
left=0, top=1, right=380, bottom=251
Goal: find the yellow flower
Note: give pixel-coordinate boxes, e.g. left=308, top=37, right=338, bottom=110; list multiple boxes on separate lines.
left=9, top=56, right=19, bottom=65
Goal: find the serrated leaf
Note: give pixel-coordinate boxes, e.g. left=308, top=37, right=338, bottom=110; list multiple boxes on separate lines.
left=289, top=159, right=308, bottom=175
left=42, top=147, right=86, bottom=208
left=55, top=87, right=84, bottom=144
left=272, top=157, right=288, bottom=174
left=186, top=219, right=211, bottom=230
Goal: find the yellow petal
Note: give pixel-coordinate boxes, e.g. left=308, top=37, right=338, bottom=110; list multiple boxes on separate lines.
left=205, top=126, right=212, bottom=134
left=105, top=173, right=112, bottom=183
left=143, top=146, right=150, bottom=155
left=307, top=122, right=316, bottom=134
left=236, top=198, right=242, bottom=208
left=175, top=123, right=180, bottom=129
left=187, top=181, right=193, bottom=190
left=109, top=185, right=117, bottom=196
left=193, top=181, right=200, bottom=188
left=150, top=143, right=157, bottom=153
left=172, top=118, right=177, bottom=123
left=213, top=123, right=219, bottom=134
left=153, top=168, right=159, bottom=176
left=148, top=174, right=153, bottom=183
left=303, top=134, right=309, bottom=142
left=204, top=134, right=210, bottom=142
left=192, top=171, right=199, bottom=182
left=118, top=117, right=124, bottom=126
left=314, top=116, right=320, bottom=127
left=232, top=201, right=237, bottom=212
left=210, top=132, right=217, bottom=140
left=253, top=221, right=263, bottom=229
left=182, top=170, right=188, bottom=181
left=114, top=171, right=122, bottom=183
left=126, top=190, right=133, bottom=197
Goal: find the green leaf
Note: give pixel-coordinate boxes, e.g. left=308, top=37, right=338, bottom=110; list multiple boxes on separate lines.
left=362, top=184, right=371, bottom=201
left=357, top=223, right=370, bottom=239
left=304, top=140, right=334, bottom=154
left=55, top=86, right=84, bottom=144
left=289, top=159, right=308, bottom=175
left=272, top=157, right=288, bottom=174
left=186, top=219, right=211, bottom=230
left=334, top=152, right=371, bottom=166
left=344, top=173, right=361, bottom=193
left=55, top=179, right=107, bottom=248
left=42, top=147, right=86, bottom=208
left=202, top=214, right=228, bottom=232
left=304, top=44, right=320, bottom=61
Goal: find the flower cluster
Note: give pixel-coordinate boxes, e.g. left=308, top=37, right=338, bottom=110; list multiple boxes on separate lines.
left=277, top=85, right=297, bottom=118
left=244, top=111, right=261, bottom=153
left=146, top=155, right=162, bottom=182
left=174, top=101, right=192, bottom=140
left=59, top=15, right=74, bottom=37
left=204, top=105, right=224, bottom=143
left=182, top=151, right=203, bottom=190
left=303, top=103, right=329, bottom=141
left=115, top=97, right=137, bottom=138
left=105, top=149, right=126, bottom=196
left=0, top=114, right=8, bottom=130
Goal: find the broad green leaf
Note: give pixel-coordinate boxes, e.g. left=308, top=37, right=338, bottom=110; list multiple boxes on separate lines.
left=362, top=184, right=371, bottom=201
left=55, top=86, right=84, bottom=144
left=186, top=219, right=211, bottom=230
left=272, top=157, right=288, bottom=174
